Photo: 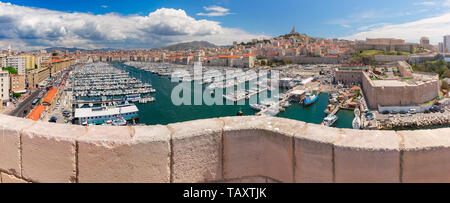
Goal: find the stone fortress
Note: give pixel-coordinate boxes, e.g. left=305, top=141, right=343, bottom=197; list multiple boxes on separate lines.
left=354, top=38, right=418, bottom=53
left=335, top=61, right=440, bottom=109
left=0, top=114, right=450, bottom=183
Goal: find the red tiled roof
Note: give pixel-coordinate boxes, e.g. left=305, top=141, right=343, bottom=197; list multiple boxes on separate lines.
left=27, top=105, right=46, bottom=121
left=43, top=88, right=58, bottom=104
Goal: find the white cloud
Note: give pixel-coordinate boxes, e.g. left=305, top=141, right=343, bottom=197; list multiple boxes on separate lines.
left=0, top=2, right=264, bottom=50
left=341, top=12, right=450, bottom=44
left=101, top=5, right=108, bottom=9
left=414, top=1, right=436, bottom=6
left=197, top=6, right=233, bottom=17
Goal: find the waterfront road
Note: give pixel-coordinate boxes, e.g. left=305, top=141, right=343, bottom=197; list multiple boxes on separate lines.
left=9, top=90, right=43, bottom=118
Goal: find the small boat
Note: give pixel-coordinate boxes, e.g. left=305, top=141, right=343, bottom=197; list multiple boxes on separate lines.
left=303, top=93, right=318, bottom=106
left=323, top=115, right=338, bottom=127
left=264, top=107, right=280, bottom=116
left=352, top=117, right=361, bottom=130
left=281, top=101, right=291, bottom=108
left=260, top=100, right=276, bottom=107
left=250, top=104, right=265, bottom=111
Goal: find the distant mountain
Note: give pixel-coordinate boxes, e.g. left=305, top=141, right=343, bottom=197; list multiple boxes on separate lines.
left=45, top=47, right=86, bottom=52
left=162, top=41, right=218, bottom=51
left=44, top=47, right=119, bottom=52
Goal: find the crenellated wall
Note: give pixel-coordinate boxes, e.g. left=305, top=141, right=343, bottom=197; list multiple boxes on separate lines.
left=0, top=114, right=449, bottom=183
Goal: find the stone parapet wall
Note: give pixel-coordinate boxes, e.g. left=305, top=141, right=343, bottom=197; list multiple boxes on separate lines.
left=374, top=55, right=410, bottom=63
left=0, top=114, right=449, bottom=183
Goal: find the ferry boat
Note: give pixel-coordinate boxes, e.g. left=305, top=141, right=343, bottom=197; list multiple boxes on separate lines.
left=75, top=103, right=139, bottom=125
left=323, top=115, right=338, bottom=127
left=303, top=93, right=318, bottom=106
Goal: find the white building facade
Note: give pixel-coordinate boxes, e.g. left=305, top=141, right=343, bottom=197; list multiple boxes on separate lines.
left=5, top=56, right=26, bottom=75
left=0, top=70, right=10, bottom=104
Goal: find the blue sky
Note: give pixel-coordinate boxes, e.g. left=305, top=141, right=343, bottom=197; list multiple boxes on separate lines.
left=1, top=0, right=450, bottom=49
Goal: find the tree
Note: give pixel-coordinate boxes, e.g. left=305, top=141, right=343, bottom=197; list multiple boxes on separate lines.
left=2, top=67, right=18, bottom=75
left=13, top=92, right=22, bottom=98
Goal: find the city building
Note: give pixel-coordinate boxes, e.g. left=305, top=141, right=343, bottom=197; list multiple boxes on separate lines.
left=0, top=70, right=10, bottom=107
left=5, top=56, right=26, bottom=75
left=439, top=42, right=445, bottom=53
left=444, top=35, right=450, bottom=53
left=40, top=58, right=75, bottom=76
left=420, top=37, right=430, bottom=47
left=24, top=55, right=40, bottom=70
left=27, top=67, right=51, bottom=88
left=9, top=74, right=26, bottom=93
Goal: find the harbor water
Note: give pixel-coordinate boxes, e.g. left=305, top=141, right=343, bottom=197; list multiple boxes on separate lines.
left=113, top=63, right=355, bottom=128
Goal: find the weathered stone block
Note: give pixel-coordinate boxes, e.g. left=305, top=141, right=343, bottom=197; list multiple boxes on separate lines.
left=334, top=129, right=401, bottom=183
left=0, top=172, right=28, bottom=183
left=400, top=129, right=450, bottom=183
left=294, top=124, right=340, bottom=183
left=222, top=116, right=296, bottom=183
left=169, top=119, right=223, bottom=183
left=77, top=125, right=171, bottom=183
left=21, top=122, right=85, bottom=183
left=0, top=115, right=35, bottom=176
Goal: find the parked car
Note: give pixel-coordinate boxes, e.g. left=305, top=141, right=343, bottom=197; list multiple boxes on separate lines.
left=49, top=117, right=57, bottom=123
left=430, top=105, right=441, bottom=113
left=62, top=110, right=71, bottom=117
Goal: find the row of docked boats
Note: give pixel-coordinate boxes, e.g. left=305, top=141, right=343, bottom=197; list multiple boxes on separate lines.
left=71, top=63, right=157, bottom=126
left=72, top=63, right=156, bottom=101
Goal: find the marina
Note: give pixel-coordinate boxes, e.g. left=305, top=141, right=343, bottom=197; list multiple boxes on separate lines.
left=69, top=63, right=156, bottom=125
left=52, top=61, right=359, bottom=127
left=57, top=62, right=361, bottom=128
left=112, top=62, right=355, bottom=128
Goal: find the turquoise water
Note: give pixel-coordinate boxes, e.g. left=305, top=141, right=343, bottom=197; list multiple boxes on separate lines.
left=112, top=63, right=354, bottom=128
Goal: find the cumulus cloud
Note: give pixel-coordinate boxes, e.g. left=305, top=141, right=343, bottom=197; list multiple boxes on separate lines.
left=197, top=6, right=233, bottom=17
left=0, top=2, right=264, bottom=50
left=341, top=12, right=450, bottom=44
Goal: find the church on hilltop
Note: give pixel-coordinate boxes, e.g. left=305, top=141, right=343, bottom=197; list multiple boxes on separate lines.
left=290, top=26, right=299, bottom=35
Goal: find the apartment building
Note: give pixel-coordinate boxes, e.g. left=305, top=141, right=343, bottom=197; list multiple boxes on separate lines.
left=0, top=70, right=10, bottom=106
left=10, top=74, right=26, bottom=93
left=27, top=67, right=50, bottom=88
left=24, top=55, right=40, bottom=70
left=40, top=58, right=75, bottom=76
left=5, top=56, right=26, bottom=75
